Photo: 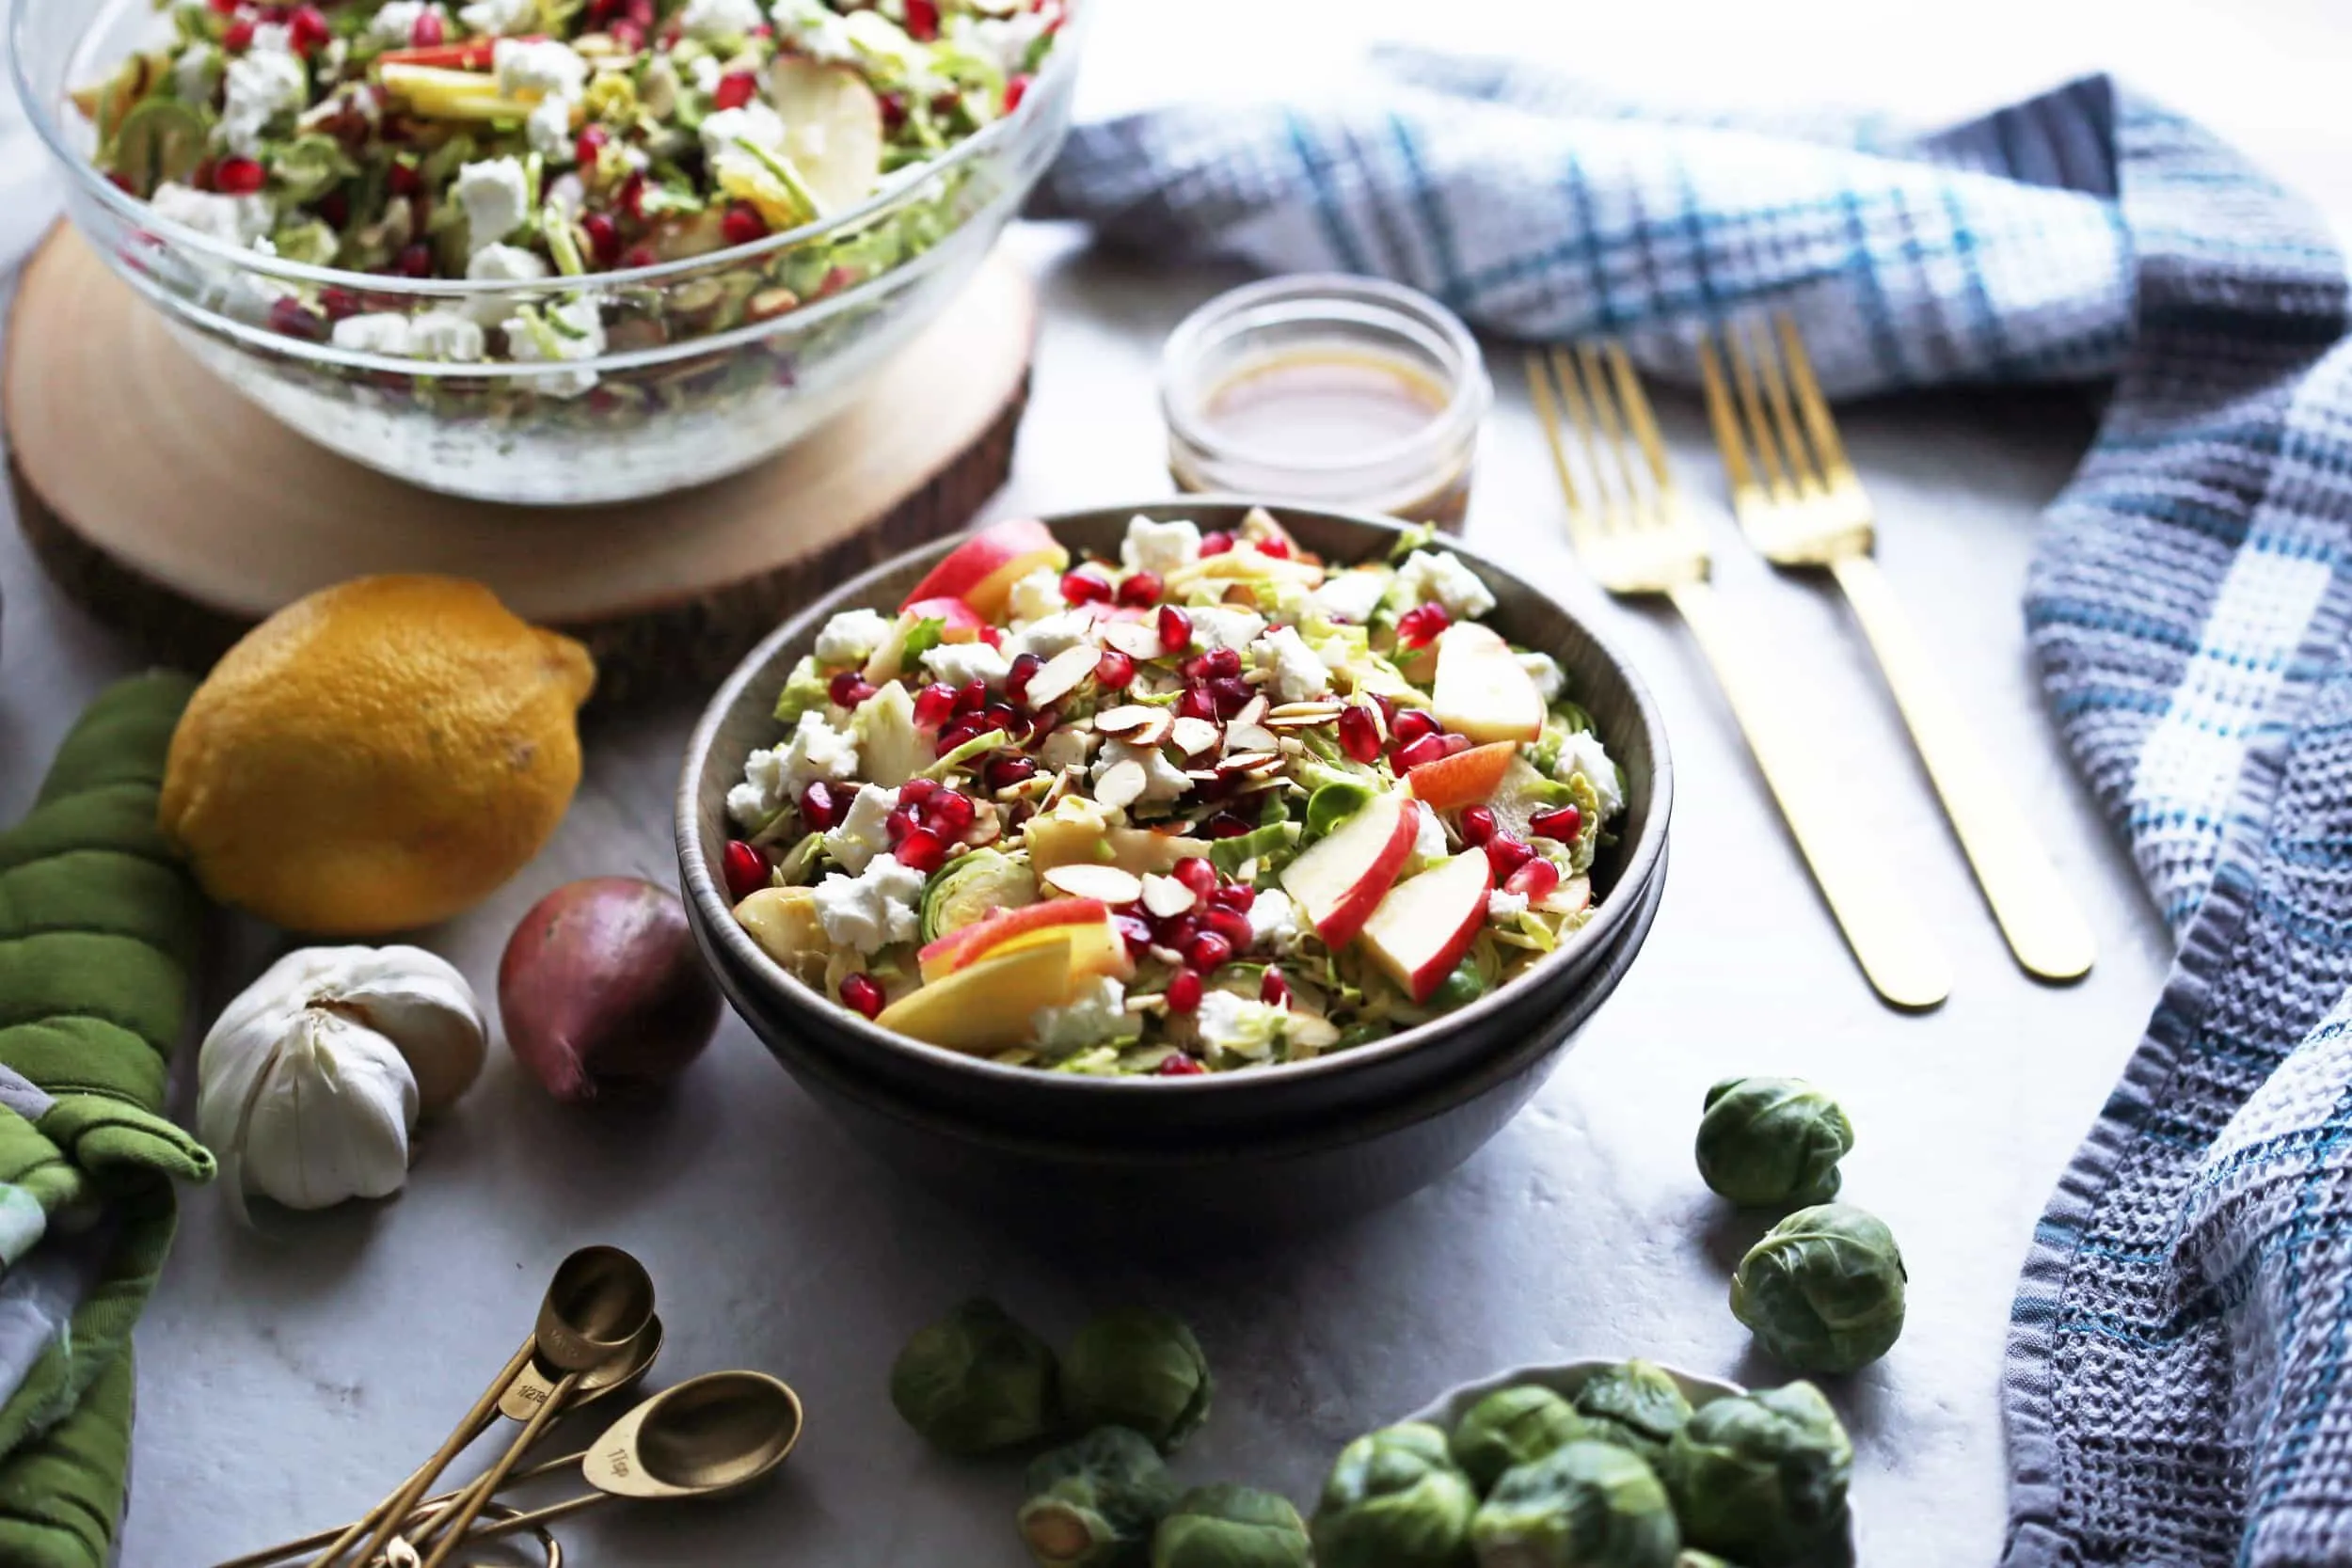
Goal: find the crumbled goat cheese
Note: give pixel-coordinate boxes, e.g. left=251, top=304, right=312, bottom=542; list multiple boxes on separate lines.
left=454, top=156, right=531, bottom=250
left=219, top=46, right=307, bottom=156
left=1554, top=730, right=1623, bottom=816
left=812, top=855, right=925, bottom=953
left=501, top=297, right=606, bottom=399
left=1518, top=652, right=1565, bottom=702
left=1008, top=567, right=1066, bottom=625
left=1251, top=626, right=1331, bottom=704
left=1120, top=515, right=1201, bottom=577
left=1032, top=976, right=1129, bottom=1054
left=151, top=182, right=275, bottom=245
left=1394, top=549, right=1497, bottom=619
left=1194, top=989, right=1287, bottom=1058
left=1488, top=889, right=1530, bottom=921
left=1312, top=568, right=1391, bottom=624
left=1093, top=738, right=1191, bottom=804
left=815, top=608, right=896, bottom=667
left=1188, top=606, right=1265, bottom=652
left=822, top=783, right=899, bottom=874
left=458, top=0, right=537, bottom=36
left=679, top=0, right=765, bottom=39
left=728, top=709, right=858, bottom=824
left=919, top=641, right=1011, bottom=690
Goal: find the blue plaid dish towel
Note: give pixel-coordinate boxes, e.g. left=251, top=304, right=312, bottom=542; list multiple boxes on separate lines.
left=1038, top=57, right=2352, bottom=1568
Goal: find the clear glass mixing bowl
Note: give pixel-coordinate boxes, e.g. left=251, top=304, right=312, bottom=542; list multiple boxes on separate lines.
left=10, top=0, right=1085, bottom=504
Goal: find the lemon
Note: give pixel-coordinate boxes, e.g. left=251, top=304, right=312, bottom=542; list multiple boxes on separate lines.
left=160, top=575, right=596, bottom=935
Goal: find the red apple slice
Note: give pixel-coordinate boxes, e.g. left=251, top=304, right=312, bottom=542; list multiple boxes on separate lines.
left=1432, top=623, right=1545, bottom=744
left=1279, top=791, right=1417, bottom=949
left=901, top=518, right=1070, bottom=621
left=918, top=897, right=1107, bottom=982
left=1404, top=740, right=1520, bottom=810
left=1359, top=849, right=1496, bottom=1003
left=877, top=936, right=1074, bottom=1053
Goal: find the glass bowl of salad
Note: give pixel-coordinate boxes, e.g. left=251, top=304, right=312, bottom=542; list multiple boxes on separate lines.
left=678, top=500, right=1672, bottom=1148
left=12, top=0, right=1083, bottom=503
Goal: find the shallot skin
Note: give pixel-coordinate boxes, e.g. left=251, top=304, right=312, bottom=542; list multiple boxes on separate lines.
left=499, top=876, right=721, bottom=1102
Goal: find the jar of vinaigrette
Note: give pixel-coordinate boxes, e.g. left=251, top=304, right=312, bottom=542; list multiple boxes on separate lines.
left=1159, top=275, right=1490, bottom=529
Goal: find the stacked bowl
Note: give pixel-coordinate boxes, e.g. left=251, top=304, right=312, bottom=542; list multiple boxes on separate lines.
left=677, top=501, right=1672, bottom=1242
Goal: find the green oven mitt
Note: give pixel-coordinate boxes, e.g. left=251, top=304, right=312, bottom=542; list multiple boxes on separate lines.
left=0, top=673, right=215, bottom=1568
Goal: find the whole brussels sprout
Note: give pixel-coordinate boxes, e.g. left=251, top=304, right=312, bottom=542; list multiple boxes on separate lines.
left=1063, top=1307, right=1214, bottom=1453
left=1662, top=1383, right=1851, bottom=1567
left=1019, top=1426, right=1181, bottom=1568
left=1451, top=1385, right=1597, bottom=1492
left=1311, top=1421, right=1479, bottom=1568
left=1695, top=1077, right=1853, bottom=1208
left=1570, top=1362, right=1694, bottom=1466
left=1729, top=1204, right=1907, bottom=1374
left=1470, top=1440, right=1679, bottom=1568
left=890, top=1297, right=1059, bottom=1455
left=1152, top=1484, right=1312, bottom=1568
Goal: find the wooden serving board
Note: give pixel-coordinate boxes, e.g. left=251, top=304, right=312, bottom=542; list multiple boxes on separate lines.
left=6, top=228, right=1036, bottom=704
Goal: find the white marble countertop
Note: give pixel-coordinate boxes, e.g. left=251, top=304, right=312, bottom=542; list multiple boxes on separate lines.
left=2, top=3, right=2347, bottom=1563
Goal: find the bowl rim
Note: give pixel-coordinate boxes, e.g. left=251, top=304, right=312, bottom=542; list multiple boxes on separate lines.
left=9, top=0, right=1089, bottom=296
left=676, top=497, right=1674, bottom=1101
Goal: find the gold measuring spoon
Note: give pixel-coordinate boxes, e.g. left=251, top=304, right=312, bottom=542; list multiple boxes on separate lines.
left=210, top=1320, right=663, bottom=1568
left=313, top=1246, right=657, bottom=1568
left=437, top=1372, right=803, bottom=1553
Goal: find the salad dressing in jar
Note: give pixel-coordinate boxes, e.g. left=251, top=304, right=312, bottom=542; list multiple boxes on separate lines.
left=1160, top=276, right=1489, bottom=528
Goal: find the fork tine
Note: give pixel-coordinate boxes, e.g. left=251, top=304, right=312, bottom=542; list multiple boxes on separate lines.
left=1696, top=329, right=1758, bottom=494
left=1604, top=341, right=1676, bottom=497
left=1548, top=345, right=1621, bottom=532
left=1747, top=316, right=1822, bottom=498
left=1724, top=319, right=1795, bottom=504
left=1573, top=342, right=1645, bottom=524
left=1775, top=311, right=1853, bottom=482
left=1522, top=352, right=1601, bottom=557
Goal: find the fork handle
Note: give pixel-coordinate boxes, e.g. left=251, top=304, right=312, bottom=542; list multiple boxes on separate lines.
left=1667, top=579, right=1952, bottom=1008
left=1825, top=554, right=2096, bottom=981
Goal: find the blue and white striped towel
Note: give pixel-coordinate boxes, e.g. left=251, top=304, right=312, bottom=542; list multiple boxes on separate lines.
left=1040, top=62, right=2352, bottom=1566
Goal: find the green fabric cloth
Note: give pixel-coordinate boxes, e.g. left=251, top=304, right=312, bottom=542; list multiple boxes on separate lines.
left=0, top=674, right=215, bottom=1568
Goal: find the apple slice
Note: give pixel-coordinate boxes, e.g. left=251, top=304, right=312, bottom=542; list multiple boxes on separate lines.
left=876, top=935, right=1074, bottom=1053
left=1432, top=623, right=1545, bottom=744
left=1404, top=740, right=1519, bottom=810
left=767, top=55, right=885, bottom=214
left=902, top=518, right=1070, bottom=621
left=1359, top=850, right=1496, bottom=1003
left=1279, top=790, right=1417, bottom=949
left=917, top=898, right=1107, bottom=982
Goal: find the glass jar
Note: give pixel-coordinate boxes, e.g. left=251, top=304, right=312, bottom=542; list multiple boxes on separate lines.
left=1159, top=274, right=1490, bottom=529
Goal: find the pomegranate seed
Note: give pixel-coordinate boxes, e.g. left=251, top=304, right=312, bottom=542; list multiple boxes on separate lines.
left=213, top=156, right=265, bottom=194
left=1184, top=931, right=1234, bottom=971
left=1157, top=606, right=1192, bottom=651
left=395, top=242, right=434, bottom=277
left=896, top=827, right=948, bottom=873
left=222, top=17, right=255, bottom=47
left=1201, top=908, right=1253, bottom=952
left=268, top=297, right=324, bottom=341
left=1506, top=858, right=1562, bottom=901
left=884, top=807, right=915, bottom=845
left=1369, top=692, right=1398, bottom=725
left=1531, top=804, right=1583, bottom=842
left=1484, top=832, right=1535, bottom=879
left=839, top=973, right=884, bottom=1019
left=891, top=779, right=934, bottom=812
left=1060, top=570, right=1112, bottom=605
left=934, top=720, right=979, bottom=755
left=1005, top=652, right=1041, bottom=705
left=930, top=790, right=976, bottom=834
left=1203, top=812, right=1255, bottom=839
left=575, top=124, right=608, bottom=172
left=1153, top=913, right=1200, bottom=952
left=1210, top=677, right=1252, bottom=718
left=205, top=0, right=235, bottom=15
left=1207, top=882, right=1255, bottom=911
left=1003, top=72, right=1031, bottom=113
left=409, top=8, right=444, bottom=44
left=983, top=754, right=1036, bottom=791
left=800, top=779, right=839, bottom=831
left=1337, top=705, right=1382, bottom=764
left=1176, top=687, right=1216, bottom=722
left=1113, top=913, right=1152, bottom=958
left=879, top=90, right=908, bottom=132
left=318, top=287, right=362, bottom=322
left=608, top=17, right=643, bottom=47
left=1095, top=649, right=1136, bottom=689
left=712, top=70, right=757, bottom=109
left=1200, top=531, right=1235, bottom=557
left=1156, top=1051, right=1205, bottom=1075
left=1173, top=858, right=1217, bottom=896
left=1117, top=571, right=1162, bottom=608
left=978, top=626, right=1006, bottom=650
left=580, top=212, right=621, bottom=266
left=1396, top=603, right=1451, bottom=650
left=1260, top=970, right=1290, bottom=1007
left=1256, top=535, right=1292, bottom=559
left=618, top=242, right=659, bottom=270
left=1391, top=708, right=1440, bottom=746
left=914, top=682, right=959, bottom=727
left=1461, top=805, right=1498, bottom=845
left=903, top=0, right=939, bottom=39
left=720, top=200, right=766, bottom=246
left=1203, top=646, right=1242, bottom=680
left=317, top=189, right=350, bottom=228
left=829, top=669, right=875, bottom=707
left=388, top=161, right=422, bottom=197
left=955, top=680, right=989, bottom=715
left=105, top=170, right=136, bottom=194
left=721, top=839, right=768, bottom=902
left=1394, top=734, right=1449, bottom=771
left=616, top=169, right=648, bottom=219
left=288, top=4, right=329, bottom=50
left=1165, top=969, right=1204, bottom=1013
left=981, top=703, right=1020, bottom=734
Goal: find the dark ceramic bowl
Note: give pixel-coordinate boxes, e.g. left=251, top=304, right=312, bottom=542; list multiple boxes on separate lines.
left=692, top=851, right=1665, bottom=1243
left=678, top=500, right=1672, bottom=1145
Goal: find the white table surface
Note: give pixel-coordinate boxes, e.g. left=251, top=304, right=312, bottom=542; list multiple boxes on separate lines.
left=1, top=3, right=2345, bottom=1562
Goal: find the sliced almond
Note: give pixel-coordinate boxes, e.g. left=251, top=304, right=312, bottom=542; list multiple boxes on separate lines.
left=1025, top=643, right=1102, bottom=710
left=1184, top=768, right=1224, bottom=784
left=1170, top=717, right=1222, bottom=757
left=1128, top=710, right=1174, bottom=747
left=1233, top=693, right=1269, bottom=727
left=1042, top=863, right=1145, bottom=904
left=1140, top=873, right=1197, bottom=918
left=1224, top=721, right=1278, bottom=753
left=1221, top=751, right=1283, bottom=776
left=1269, top=700, right=1343, bottom=720
left=1093, top=705, right=1158, bottom=737
left=1093, top=759, right=1148, bottom=811
left=1101, top=622, right=1167, bottom=660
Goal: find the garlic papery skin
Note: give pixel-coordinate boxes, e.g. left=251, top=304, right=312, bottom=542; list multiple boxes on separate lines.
left=197, top=945, right=488, bottom=1212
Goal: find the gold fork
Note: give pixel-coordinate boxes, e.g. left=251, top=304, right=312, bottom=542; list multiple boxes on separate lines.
left=1700, top=315, right=2096, bottom=982
left=1527, top=344, right=1951, bottom=1009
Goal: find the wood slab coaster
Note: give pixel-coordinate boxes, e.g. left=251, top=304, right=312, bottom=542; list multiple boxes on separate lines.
left=6, top=227, right=1036, bottom=705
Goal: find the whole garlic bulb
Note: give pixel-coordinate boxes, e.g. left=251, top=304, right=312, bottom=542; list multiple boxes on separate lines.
left=197, top=945, right=488, bottom=1211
